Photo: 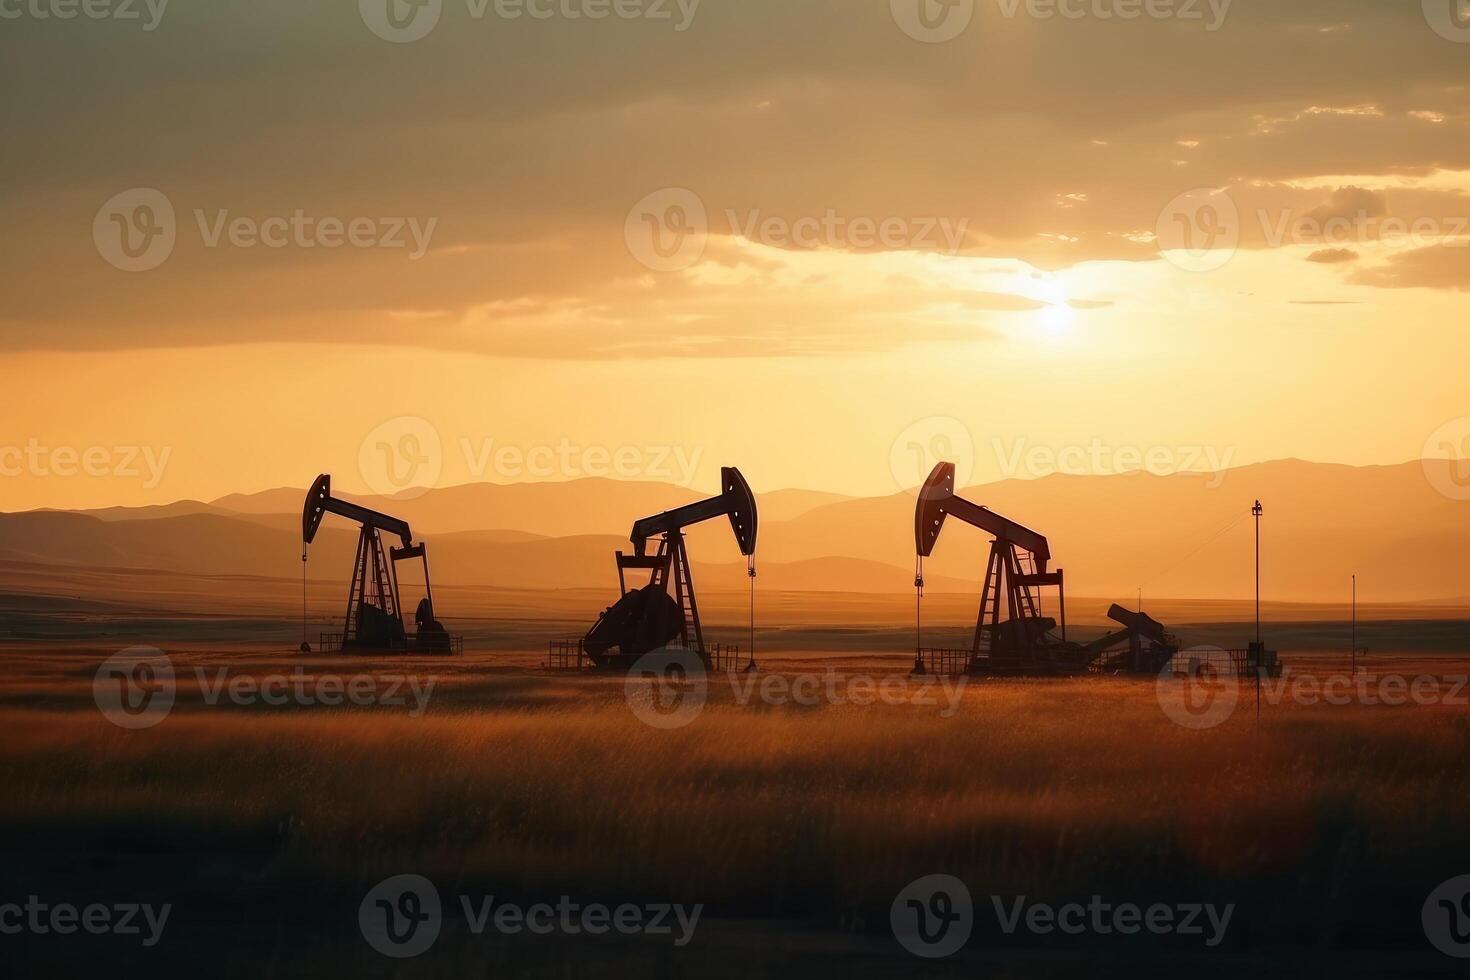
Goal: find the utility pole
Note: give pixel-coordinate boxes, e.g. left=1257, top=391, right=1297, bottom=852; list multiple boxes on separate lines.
left=1351, top=573, right=1357, bottom=676
left=1253, top=501, right=1262, bottom=646
left=1252, top=500, right=1263, bottom=723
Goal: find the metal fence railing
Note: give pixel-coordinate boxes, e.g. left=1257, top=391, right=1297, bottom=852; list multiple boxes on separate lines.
left=705, top=643, right=745, bottom=672
left=547, top=639, right=590, bottom=670
left=1167, top=648, right=1252, bottom=676
left=915, top=648, right=973, bottom=676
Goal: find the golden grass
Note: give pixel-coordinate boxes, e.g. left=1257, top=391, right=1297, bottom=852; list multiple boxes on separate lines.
left=5, top=646, right=1469, bottom=950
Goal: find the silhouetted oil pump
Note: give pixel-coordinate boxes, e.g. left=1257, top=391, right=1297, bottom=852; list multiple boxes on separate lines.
left=584, top=467, right=757, bottom=669
left=301, top=474, right=452, bottom=654
left=914, top=461, right=1188, bottom=676
left=915, top=462, right=1067, bottom=672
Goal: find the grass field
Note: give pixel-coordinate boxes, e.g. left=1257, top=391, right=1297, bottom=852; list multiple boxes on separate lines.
left=4, top=642, right=1469, bottom=977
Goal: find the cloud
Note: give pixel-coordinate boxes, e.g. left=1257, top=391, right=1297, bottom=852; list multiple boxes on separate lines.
left=4, top=1, right=1470, bottom=355
left=1350, top=244, right=1470, bottom=291
left=1306, top=248, right=1360, bottom=264
left=1303, top=186, right=1388, bottom=225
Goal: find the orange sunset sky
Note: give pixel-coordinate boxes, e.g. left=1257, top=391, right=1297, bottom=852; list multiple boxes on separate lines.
left=3, top=1, right=1470, bottom=510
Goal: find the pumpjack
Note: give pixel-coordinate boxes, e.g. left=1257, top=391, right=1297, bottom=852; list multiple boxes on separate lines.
left=1083, top=604, right=1180, bottom=674
left=301, top=474, right=452, bottom=654
left=915, top=461, right=1072, bottom=673
left=914, top=462, right=1178, bottom=675
left=583, top=467, right=757, bottom=669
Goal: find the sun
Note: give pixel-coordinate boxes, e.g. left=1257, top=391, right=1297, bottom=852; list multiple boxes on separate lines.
left=1037, top=301, right=1078, bottom=341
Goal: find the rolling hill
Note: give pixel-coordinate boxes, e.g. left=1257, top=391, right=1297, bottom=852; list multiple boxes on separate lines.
left=1, top=460, right=1466, bottom=603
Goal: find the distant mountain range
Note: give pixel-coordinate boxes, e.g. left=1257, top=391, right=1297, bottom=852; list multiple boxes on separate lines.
left=4, top=460, right=1467, bottom=602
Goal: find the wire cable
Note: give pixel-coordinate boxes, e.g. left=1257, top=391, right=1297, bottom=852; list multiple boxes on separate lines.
left=1140, top=510, right=1248, bottom=591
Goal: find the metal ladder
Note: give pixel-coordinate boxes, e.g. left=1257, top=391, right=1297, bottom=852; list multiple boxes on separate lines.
left=1014, top=549, right=1043, bottom=620
left=674, top=547, right=703, bottom=654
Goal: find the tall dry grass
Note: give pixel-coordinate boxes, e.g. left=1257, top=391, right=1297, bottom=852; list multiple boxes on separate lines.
left=4, top=649, right=1468, bottom=950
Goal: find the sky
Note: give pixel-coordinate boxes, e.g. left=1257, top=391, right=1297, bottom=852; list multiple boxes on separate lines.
left=2, top=0, right=1470, bottom=509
